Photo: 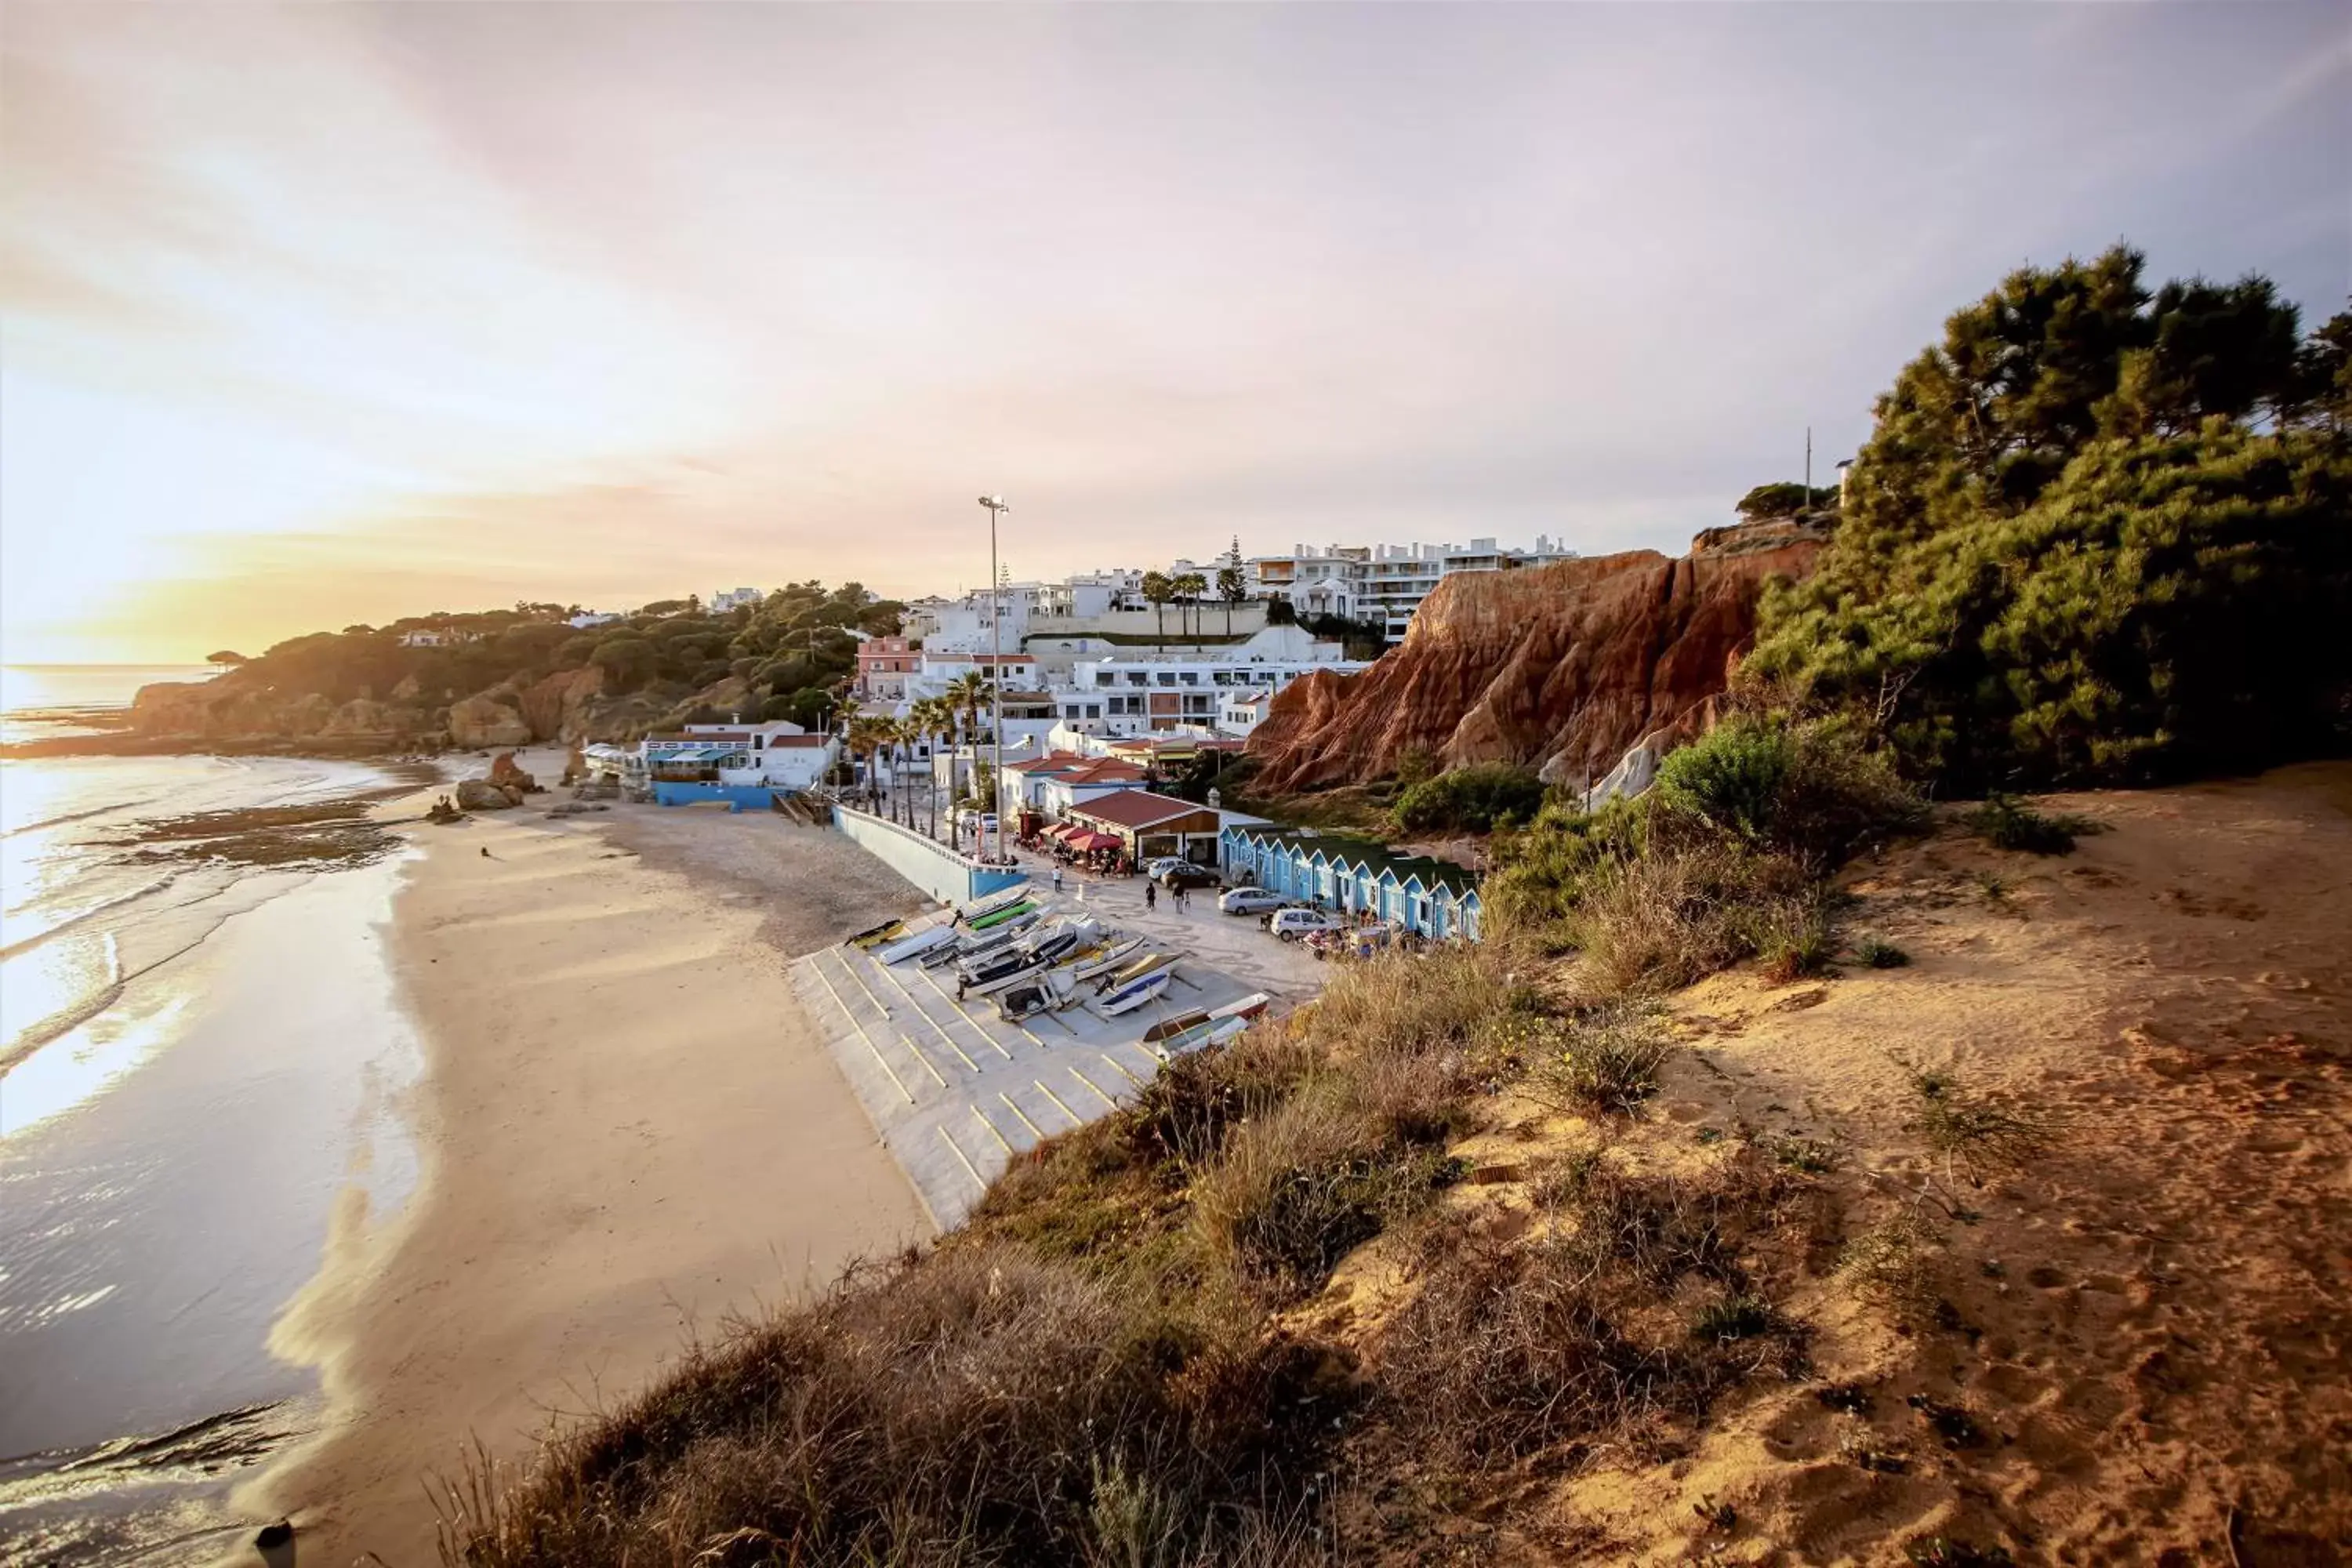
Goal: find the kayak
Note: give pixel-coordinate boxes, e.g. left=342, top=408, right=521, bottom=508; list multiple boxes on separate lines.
left=847, top=918, right=906, bottom=949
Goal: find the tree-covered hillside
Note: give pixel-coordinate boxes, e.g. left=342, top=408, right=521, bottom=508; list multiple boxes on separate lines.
left=221, top=581, right=902, bottom=730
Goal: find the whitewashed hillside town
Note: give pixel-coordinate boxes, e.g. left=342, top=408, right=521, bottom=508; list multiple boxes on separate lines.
left=566, top=535, right=1577, bottom=822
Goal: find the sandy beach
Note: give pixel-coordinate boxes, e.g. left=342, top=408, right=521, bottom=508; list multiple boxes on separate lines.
left=242, top=759, right=934, bottom=1565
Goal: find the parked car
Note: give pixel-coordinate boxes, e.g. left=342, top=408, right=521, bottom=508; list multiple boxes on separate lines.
left=1218, top=886, right=1288, bottom=916
left=1268, top=909, right=1345, bottom=942
left=1157, top=864, right=1220, bottom=891
left=1142, top=856, right=1190, bottom=880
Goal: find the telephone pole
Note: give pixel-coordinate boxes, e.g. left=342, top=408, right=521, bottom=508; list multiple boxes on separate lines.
left=978, top=495, right=1011, bottom=866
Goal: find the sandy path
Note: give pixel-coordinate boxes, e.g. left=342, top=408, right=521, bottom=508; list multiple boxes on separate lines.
left=1541, top=763, right=2352, bottom=1562
left=239, top=783, right=933, bottom=1566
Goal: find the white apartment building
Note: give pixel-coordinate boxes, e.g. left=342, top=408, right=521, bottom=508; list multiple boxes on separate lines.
left=1249, top=535, right=1577, bottom=643
left=1052, top=626, right=1367, bottom=738
left=711, top=587, right=764, bottom=613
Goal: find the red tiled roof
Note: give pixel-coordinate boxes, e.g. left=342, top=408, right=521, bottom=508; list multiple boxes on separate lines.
left=1067, top=790, right=1214, bottom=830
left=1061, top=760, right=1146, bottom=782
left=764, top=734, right=831, bottom=747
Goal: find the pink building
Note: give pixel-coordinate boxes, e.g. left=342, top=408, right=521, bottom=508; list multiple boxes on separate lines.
left=856, top=635, right=920, bottom=699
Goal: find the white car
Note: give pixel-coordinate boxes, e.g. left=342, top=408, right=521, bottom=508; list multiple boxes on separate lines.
left=1268, top=909, right=1346, bottom=942
left=1218, top=887, right=1287, bottom=915
left=1142, top=856, right=1191, bottom=879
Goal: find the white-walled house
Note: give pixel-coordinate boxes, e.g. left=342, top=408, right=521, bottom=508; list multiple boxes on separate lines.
left=639, top=721, right=838, bottom=791
left=1217, top=689, right=1275, bottom=737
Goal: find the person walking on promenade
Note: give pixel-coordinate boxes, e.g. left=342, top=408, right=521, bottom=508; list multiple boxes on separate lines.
left=1145, top=882, right=1157, bottom=911
left=1052, top=866, right=1064, bottom=895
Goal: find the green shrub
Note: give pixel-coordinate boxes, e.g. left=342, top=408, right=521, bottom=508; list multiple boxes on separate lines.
left=1853, top=936, right=1910, bottom=969
left=1964, top=794, right=2100, bottom=855
left=1392, top=763, right=1548, bottom=835
left=1655, top=715, right=1923, bottom=871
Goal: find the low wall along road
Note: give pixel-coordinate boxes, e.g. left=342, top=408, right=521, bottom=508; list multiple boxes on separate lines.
left=833, top=806, right=1027, bottom=907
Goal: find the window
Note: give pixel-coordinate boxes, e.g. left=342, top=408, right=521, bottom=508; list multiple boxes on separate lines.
left=1094, top=673, right=1112, bottom=688
left=1179, top=672, right=1198, bottom=686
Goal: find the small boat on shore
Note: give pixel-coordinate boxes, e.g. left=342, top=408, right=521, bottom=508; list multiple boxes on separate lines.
left=996, top=971, right=1080, bottom=1022
left=1100, top=966, right=1174, bottom=1018
left=1069, top=935, right=1143, bottom=981
left=1094, top=949, right=1175, bottom=994
left=957, top=885, right=1032, bottom=924
left=923, top=911, right=1041, bottom=967
left=876, top=926, right=956, bottom=965
left=967, top=898, right=1037, bottom=932
left=1153, top=1013, right=1249, bottom=1058
left=846, top=918, right=906, bottom=949
left=1210, top=992, right=1272, bottom=1022
left=1142, top=1007, right=1211, bottom=1044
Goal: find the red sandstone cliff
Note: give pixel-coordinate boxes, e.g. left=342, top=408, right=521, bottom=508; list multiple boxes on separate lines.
left=1244, top=524, right=1823, bottom=793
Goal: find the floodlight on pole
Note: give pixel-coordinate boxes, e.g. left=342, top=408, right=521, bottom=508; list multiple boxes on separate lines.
left=978, top=495, right=1011, bottom=865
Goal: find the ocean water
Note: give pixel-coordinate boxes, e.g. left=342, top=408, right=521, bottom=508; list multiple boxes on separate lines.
left=0, top=668, right=429, bottom=1563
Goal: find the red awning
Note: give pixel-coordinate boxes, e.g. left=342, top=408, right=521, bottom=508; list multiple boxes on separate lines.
left=1068, top=829, right=1123, bottom=852
left=1044, top=822, right=1079, bottom=843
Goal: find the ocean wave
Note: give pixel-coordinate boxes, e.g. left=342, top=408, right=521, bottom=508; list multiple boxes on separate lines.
left=0, top=933, right=124, bottom=1073
left=0, top=798, right=157, bottom=842
left=0, top=873, right=180, bottom=962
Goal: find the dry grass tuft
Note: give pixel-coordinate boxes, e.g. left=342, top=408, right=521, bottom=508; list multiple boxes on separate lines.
left=1517, top=1002, right=1675, bottom=1114
left=1377, top=1144, right=1806, bottom=1468
left=1900, top=1062, right=2053, bottom=1181
left=1840, top=1209, right=1949, bottom=1326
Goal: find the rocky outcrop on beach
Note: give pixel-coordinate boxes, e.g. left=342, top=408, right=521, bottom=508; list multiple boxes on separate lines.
left=454, top=779, right=517, bottom=811
left=1244, top=523, right=1824, bottom=793
left=488, top=752, right=541, bottom=793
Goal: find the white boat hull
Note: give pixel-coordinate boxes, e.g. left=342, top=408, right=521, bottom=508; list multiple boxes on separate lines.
left=877, top=926, right=956, bottom=965
left=1099, top=970, right=1174, bottom=1018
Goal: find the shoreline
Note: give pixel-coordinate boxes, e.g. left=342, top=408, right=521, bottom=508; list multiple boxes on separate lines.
left=238, top=761, right=934, bottom=1565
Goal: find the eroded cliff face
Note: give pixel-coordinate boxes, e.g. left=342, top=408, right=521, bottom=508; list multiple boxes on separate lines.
left=1245, top=526, right=1822, bottom=793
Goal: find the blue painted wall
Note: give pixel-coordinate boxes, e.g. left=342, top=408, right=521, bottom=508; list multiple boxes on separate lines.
left=651, top=782, right=782, bottom=811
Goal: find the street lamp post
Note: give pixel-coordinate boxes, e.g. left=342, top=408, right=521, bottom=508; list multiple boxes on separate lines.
left=978, top=494, right=1011, bottom=866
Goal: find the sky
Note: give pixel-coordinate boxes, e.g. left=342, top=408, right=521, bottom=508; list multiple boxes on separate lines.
left=2, top=3, right=2346, bottom=663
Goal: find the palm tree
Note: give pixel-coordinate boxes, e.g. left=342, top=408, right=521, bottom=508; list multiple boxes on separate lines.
left=1217, top=563, right=1247, bottom=635
left=845, top=716, right=893, bottom=810
left=912, top=698, right=951, bottom=840
left=945, top=670, right=994, bottom=746
left=1174, top=572, right=1207, bottom=642
left=1141, top=571, right=1174, bottom=650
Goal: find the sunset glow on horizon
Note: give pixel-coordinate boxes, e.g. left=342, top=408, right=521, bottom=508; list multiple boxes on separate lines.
left=5, top=2, right=2344, bottom=663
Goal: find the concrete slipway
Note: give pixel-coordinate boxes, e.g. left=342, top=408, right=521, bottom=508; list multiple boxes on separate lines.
left=790, top=867, right=1326, bottom=1230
